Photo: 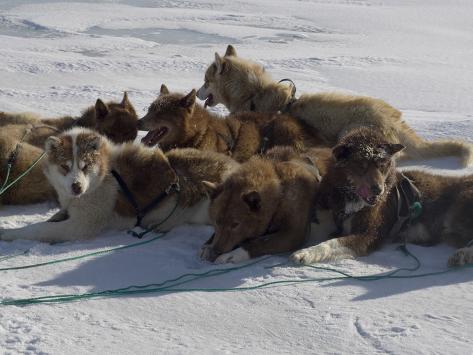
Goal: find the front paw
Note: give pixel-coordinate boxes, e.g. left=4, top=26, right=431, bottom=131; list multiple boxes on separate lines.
left=448, top=247, right=473, bottom=267
left=199, top=244, right=217, bottom=262
left=214, top=247, right=250, bottom=264
left=290, top=248, right=318, bottom=265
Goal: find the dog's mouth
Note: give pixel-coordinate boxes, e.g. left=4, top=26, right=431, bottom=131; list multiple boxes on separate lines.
left=356, top=185, right=378, bottom=206
left=141, top=127, right=168, bottom=147
left=204, top=94, right=214, bottom=108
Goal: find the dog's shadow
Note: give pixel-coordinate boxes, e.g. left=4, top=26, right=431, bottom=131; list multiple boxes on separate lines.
left=314, top=244, right=473, bottom=301
left=34, top=226, right=278, bottom=298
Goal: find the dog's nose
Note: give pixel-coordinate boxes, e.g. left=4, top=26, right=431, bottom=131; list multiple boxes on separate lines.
left=71, top=182, right=82, bottom=196
left=371, top=185, right=382, bottom=196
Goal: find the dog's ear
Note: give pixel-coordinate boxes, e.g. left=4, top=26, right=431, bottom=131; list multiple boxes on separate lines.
left=121, top=91, right=132, bottom=109
left=202, top=180, right=221, bottom=199
left=95, top=99, right=109, bottom=120
left=242, top=190, right=261, bottom=212
left=224, top=45, right=237, bottom=57
left=379, top=143, right=405, bottom=156
left=181, top=89, right=196, bottom=108
left=333, top=144, right=352, bottom=162
left=45, top=136, right=61, bottom=153
left=160, top=84, right=170, bottom=95
left=214, top=53, right=227, bottom=74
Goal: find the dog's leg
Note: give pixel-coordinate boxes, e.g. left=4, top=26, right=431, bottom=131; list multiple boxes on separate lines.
left=448, top=246, right=473, bottom=267
left=199, top=234, right=216, bottom=261
left=0, top=217, right=103, bottom=243
left=215, top=228, right=306, bottom=264
left=291, top=233, right=378, bottom=265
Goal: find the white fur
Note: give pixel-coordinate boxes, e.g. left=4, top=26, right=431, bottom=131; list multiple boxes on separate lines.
left=291, top=239, right=356, bottom=265
left=307, top=208, right=337, bottom=244
left=214, top=247, right=250, bottom=264
left=344, top=199, right=368, bottom=215
left=448, top=246, right=473, bottom=267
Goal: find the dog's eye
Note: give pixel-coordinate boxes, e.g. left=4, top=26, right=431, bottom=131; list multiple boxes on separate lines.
left=60, top=164, right=70, bottom=173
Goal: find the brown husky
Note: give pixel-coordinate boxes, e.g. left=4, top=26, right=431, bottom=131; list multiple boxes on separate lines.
left=200, top=146, right=331, bottom=263
left=0, top=94, right=138, bottom=205
left=197, top=45, right=473, bottom=167
left=291, top=127, right=473, bottom=267
left=0, top=92, right=138, bottom=146
left=139, top=85, right=323, bottom=162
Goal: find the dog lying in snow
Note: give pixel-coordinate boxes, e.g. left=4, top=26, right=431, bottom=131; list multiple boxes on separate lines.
left=200, top=146, right=331, bottom=263
left=0, top=92, right=138, bottom=146
left=0, top=128, right=238, bottom=243
left=0, top=94, right=139, bottom=205
left=291, top=128, right=473, bottom=267
left=197, top=45, right=473, bottom=167
left=139, top=84, right=323, bottom=162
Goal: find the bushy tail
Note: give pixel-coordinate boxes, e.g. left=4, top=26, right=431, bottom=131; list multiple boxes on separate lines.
left=400, top=138, right=473, bottom=168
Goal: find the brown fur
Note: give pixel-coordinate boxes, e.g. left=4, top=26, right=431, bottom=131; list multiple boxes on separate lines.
left=113, top=146, right=239, bottom=218
left=201, top=146, right=325, bottom=261
left=139, top=85, right=324, bottom=162
left=198, top=45, right=473, bottom=167
left=305, top=127, right=473, bottom=266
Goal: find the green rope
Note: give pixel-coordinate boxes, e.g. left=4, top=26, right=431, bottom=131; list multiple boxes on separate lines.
left=0, top=233, right=164, bottom=272
left=1, top=245, right=471, bottom=306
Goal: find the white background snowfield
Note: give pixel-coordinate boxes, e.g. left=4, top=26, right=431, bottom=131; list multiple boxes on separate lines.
left=0, top=0, right=472, bottom=353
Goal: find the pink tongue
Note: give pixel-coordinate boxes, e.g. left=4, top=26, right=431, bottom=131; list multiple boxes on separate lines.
left=357, top=185, right=372, bottom=200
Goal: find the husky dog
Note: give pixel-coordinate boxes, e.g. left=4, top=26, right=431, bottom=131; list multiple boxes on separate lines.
left=0, top=92, right=138, bottom=146
left=139, top=85, right=323, bottom=162
left=0, top=94, right=139, bottom=205
left=197, top=45, right=473, bottom=167
left=291, top=128, right=473, bottom=267
left=200, top=146, right=331, bottom=263
left=0, top=128, right=238, bottom=243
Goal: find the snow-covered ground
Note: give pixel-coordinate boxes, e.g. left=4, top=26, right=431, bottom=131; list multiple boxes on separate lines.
left=0, top=0, right=472, bottom=353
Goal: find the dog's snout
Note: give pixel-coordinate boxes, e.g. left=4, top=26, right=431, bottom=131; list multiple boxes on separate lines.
left=71, top=182, right=82, bottom=195
left=371, top=185, right=382, bottom=196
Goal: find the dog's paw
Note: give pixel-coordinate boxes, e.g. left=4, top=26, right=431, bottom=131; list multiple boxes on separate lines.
left=448, top=247, right=473, bottom=267
left=290, top=248, right=318, bottom=265
left=199, top=244, right=216, bottom=262
left=214, top=247, right=250, bottom=264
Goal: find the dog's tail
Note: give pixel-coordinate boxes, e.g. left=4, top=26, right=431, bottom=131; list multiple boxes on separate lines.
left=400, top=136, right=473, bottom=167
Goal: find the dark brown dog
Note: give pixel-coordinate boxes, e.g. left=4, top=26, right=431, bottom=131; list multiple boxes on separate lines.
left=291, top=127, right=473, bottom=267
left=138, top=85, right=323, bottom=162
left=200, top=146, right=331, bottom=263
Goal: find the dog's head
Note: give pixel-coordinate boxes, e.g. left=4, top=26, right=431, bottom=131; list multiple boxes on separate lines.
left=332, top=128, right=404, bottom=207
left=94, top=92, right=138, bottom=144
left=201, top=159, right=281, bottom=261
left=44, top=128, right=111, bottom=199
left=139, top=85, right=196, bottom=148
left=196, top=45, right=267, bottom=111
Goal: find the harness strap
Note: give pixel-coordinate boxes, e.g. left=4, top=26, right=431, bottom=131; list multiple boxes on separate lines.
left=111, top=169, right=179, bottom=231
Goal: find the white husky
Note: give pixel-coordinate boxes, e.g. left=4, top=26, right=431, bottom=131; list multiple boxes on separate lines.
left=0, top=128, right=238, bottom=243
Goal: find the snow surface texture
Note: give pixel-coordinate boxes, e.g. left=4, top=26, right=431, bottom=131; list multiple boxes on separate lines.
left=0, top=1, right=472, bottom=353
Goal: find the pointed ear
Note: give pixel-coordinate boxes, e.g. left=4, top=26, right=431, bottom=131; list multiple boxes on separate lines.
left=95, top=99, right=109, bottom=120
left=45, top=136, right=61, bottom=152
left=121, top=91, right=132, bottom=109
left=181, top=89, right=196, bottom=108
left=160, top=84, right=170, bottom=95
left=242, top=190, right=261, bottom=212
left=202, top=180, right=220, bottom=199
left=224, top=45, right=237, bottom=57
left=333, top=144, right=352, bottom=162
left=379, top=143, right=405, bottom=156
left=214, top=53, right=226, bottom=74
left=87, top=135, right=102, bottom=150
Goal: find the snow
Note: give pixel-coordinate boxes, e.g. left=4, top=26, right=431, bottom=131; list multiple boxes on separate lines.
left=0, top=0, right=472, bottom=353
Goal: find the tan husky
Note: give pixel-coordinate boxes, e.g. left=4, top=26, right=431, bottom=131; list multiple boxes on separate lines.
left=200, top=146, right=331, bottom=263
left=0, top=128, right=238, bottom=242
left=139, top=85, right=323, bottom=162
left=197, top=45, right=473, bottom=167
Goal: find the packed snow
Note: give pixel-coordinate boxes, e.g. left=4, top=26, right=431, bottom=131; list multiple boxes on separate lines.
left=0, top=0, right=472, bottom=353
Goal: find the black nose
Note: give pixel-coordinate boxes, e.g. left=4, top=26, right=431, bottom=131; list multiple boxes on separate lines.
left=71, top=182, right=82, bottom=195
left=371, top=185, right=382, bottom=195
